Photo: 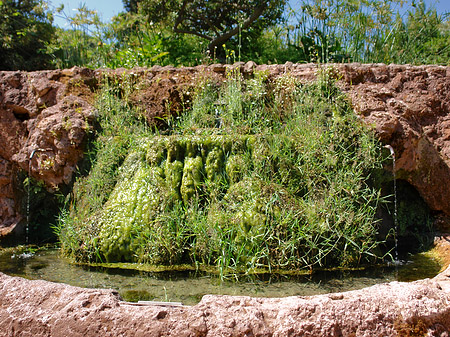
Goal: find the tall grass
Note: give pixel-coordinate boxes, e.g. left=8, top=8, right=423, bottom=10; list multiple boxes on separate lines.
left=54, top=73, right=149, bottom=260
left=56, top=67, right=389, bottom=274
left=277, top=0, right=450, bottom=65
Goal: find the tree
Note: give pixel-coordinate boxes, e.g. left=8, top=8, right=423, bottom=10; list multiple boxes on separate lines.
left=123, top=0, right=139, bottom=13
left=0, top=0, right=55, bottom=70
left=126, top=0, right=286, bottom=57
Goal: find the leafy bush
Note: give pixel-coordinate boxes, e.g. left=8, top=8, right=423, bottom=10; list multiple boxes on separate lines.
left=0, top=0, right=55, bottom=70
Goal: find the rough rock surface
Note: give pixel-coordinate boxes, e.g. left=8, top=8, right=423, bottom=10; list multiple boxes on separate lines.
left=2, top=63, right=450, bottom=239
left=1, top=265, right=450, bottom=336
left=336, top=63, right=450, bottom=217
left=0, top=68, right=98, bottom=238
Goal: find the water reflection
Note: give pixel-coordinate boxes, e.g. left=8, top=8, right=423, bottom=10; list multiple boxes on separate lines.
left=0, top=248, right=442, bottom=306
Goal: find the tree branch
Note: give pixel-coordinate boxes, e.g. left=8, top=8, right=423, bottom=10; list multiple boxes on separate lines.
left=173, top=0, right=189, bottom=31
left=172, top=1, right=271, bottom=55
left=174, top=0, right=215, bottom=40
left=173, top=27, right=213, bottom=41
left=208, top=2, right=267, bottom=51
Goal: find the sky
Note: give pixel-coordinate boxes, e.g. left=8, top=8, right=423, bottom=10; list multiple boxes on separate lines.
left=50, top=0, right=450, bottom=28
left=50, top=0, right=125, bottom=28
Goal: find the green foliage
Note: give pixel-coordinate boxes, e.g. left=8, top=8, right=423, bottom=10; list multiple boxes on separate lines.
left=104, top=13, right=171, bottom=68
left=47, top=4, right=112, bottom=68
left=123, top=0, right=139, bottom=13
left=0, top=0, right=55, bottom=70
left=42, top=0, right=450, bottom=69
left=48, top=7, right=205, bottom=69
left=54, top=73, right=149, bottom=260
left=20, top=175, right=64, bottom=243
left=47, top=28, right=98, bottom=69
left=3, top=0, right=449, bottom=69
left=57, top=69, right=389, bottom=274
left=135, top=0, right=286, bottom=56
left=278, top=0, right=450, bottom=65
left=386, top=1, right=450, bottom=64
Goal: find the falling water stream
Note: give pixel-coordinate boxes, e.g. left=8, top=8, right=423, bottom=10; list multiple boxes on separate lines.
left=384, top=144, right=399, bottom=266
left=25, top=150, right=37, bottom=245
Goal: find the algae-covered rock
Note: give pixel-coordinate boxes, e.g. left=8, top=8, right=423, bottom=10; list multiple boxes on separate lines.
left=93, top=135, right=268, bottom=263
left=205, top=145, right=224, bottom=183
left=165, top=160, right=184, bottom=201
left=67, top=73, right=386, bottom=271
left=97, top=146, right=168, bottom=262
left=225, top=155, right=248, bottom=184
left=146, top=138, right=167, bottom=166
left=87, top=120, right=383, bottom=268
left=180, top=156, right=203, bottom=204
left=220, top=178, right=288, bottom=234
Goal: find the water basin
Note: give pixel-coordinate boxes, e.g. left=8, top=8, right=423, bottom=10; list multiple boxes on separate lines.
left=0, top=247, right=442, bottom=306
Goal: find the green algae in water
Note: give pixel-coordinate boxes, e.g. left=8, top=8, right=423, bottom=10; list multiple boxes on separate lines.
left=0, top=247, right=443, bottom=306
left=397, top=252, right=442, bottom=282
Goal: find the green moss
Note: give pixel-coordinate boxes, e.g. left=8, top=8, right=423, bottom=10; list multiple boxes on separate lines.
left=146, top=138, right=167, bottom=166
left=205, top=145, right=224, bottom=183
left=59, top=72, right=392, bottom=273
left=98, top=161, right=163, bottom=262
left=225, top=155, right=247, bottom=184
left=165, top=160, right=184, bottom=201
left=180, top=156, right=203, bottom=204
left=90, top=135, right=261, bottom=262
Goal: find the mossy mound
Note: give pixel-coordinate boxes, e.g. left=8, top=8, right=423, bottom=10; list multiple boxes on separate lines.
left=58, top=70, right=388, bottom=272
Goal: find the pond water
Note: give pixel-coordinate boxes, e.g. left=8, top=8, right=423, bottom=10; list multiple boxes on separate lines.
left=0, top=247, right=442, bottom=306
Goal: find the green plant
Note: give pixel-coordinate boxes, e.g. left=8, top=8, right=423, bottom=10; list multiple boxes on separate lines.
left=58, top=68, right=389, bottom=276
left=134, top=0, right=286, bottom=58
left=21, top=175, right=64, bottom=243
left=106, top=28, right=169, bottom=68
left=57, top=73, right=150, bottom=260
left=387, top=1, right=450, bottom=65
left=0, top=0, right=55, bottom=70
